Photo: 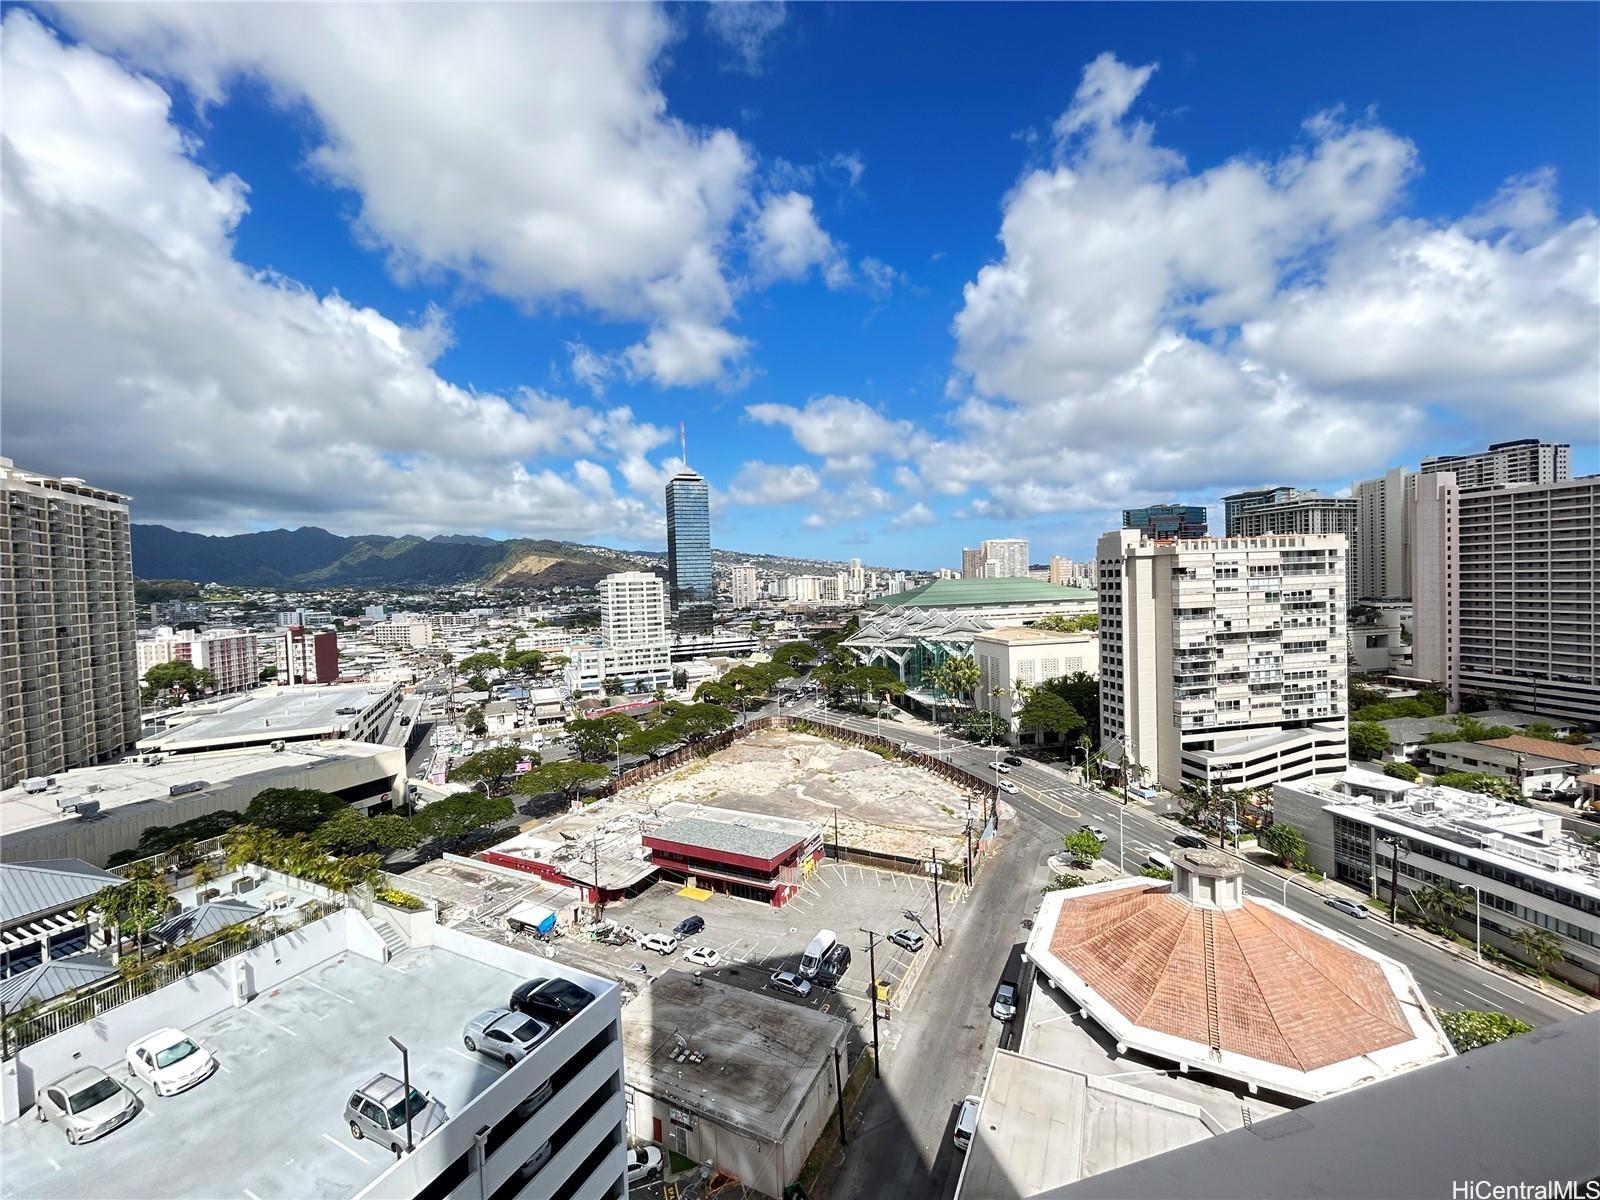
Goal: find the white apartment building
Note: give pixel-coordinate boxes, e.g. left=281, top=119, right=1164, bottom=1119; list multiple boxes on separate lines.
left=1420, top=438, right=1570, bottom=491
left=848, top=558, right=865, bottom=596
left=972, top=628, right=1098, bottom=742
left=566, top=572, right=673, bottom=697
left=1096, top=529, right=1348, bottom=793
left=1047, top=556, right=1095, bottom=589
left=275, top=608, right=334, bottom=628
left=730, top=565, right=759, bottom=609
left=136, top=628, right=260, bottom=693
left=0, top=459, right=141, bottom=789
left=1352, top=466, right=1415, bottom=601
left=1413, top=474, right=1597, bottom=722
left=368, top=619, right=433, bottom=648
left=962, top=538, right=1029, bottom=579
left=1273, top=779, right=1600, bottom=986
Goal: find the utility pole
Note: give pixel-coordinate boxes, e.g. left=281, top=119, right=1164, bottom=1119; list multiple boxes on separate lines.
left=931, top=847, right=943, bottom=947
left=964, top=821, right=973, bottom=886
left=1382, top=835, right=1403, bottom=924
left=859, top=929, right=881, bottom=1078
left=832, top=1046, right=848, bottom=1145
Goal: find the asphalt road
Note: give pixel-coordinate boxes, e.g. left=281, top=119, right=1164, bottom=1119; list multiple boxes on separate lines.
left=811, top=703, right=1576, bottom=1029
left=828, top=800, right=1055, bottom=1200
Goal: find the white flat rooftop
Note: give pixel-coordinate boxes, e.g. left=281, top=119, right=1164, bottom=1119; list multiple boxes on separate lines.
left=0, top=941, right=605, bottom=1200
left=141, top=685, right=395, bottom=750
left=0, top=742, right=397, bottom=835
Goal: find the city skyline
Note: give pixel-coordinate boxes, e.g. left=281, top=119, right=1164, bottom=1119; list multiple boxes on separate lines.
left=3, top=3, right=1597, bottom=569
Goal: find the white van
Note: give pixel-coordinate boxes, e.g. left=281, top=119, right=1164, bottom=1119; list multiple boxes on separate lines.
left=1144, top=850, right=1175, bottom=874
left=953, top=1094, right=981, bottom=1151
left=798, top=929, right=838, bottom=979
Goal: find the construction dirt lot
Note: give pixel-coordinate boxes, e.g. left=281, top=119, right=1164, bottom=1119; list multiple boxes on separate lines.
left=636, top=726, right=981, bottom=861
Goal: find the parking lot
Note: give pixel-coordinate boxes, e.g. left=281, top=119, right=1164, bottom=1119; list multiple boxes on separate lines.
left=555, top=860, right=962, bottom=1033
left=1, top=951, right=530, bottom=1200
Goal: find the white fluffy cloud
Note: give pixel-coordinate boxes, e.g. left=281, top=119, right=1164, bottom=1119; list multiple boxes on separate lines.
left=705, top=1, right=788, bottom=75
left=727, top=461, right=821, bottom=506
left=890, top=502, right=938, bottom=529
left=1, top=12, right=669, bottom=536
left=746, top=394, right=925, bottom=463
left=939, top=52, right=1598, bottom=517
left=46, top=2, right=786, bottom=387
left=751, top=191, right=849, bottom=287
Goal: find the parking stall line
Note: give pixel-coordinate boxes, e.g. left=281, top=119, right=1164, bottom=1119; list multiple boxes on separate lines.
left=244, top=1007, right=298, bottom=1038
left=322, top=1132, right=380, bottom=1165
left=243, top=1189, right=262, bottom=1200
left=298, top=976, right=356, bottom=1005
left=447, top=1047, right=484, bottom=1065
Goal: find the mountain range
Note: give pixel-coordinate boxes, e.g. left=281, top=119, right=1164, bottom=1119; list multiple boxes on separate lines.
left=131, top=525, right=879, bottom=589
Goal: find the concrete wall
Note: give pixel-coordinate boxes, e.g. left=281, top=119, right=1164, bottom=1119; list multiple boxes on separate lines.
left=1269, top=784, right=1340, bottom=876
left=1, top=747, right=405, bottom=866
left=1, top=908, right=363, bottom=1122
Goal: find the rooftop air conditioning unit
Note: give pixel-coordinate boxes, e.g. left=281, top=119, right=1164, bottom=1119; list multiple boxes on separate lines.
left=84, top=783, right=102, bottom=794
left=232, top=875, right=259, bottom=894
left=22, top=776, right=51, bottom=794
left=74, top=800, right=101, bottom=819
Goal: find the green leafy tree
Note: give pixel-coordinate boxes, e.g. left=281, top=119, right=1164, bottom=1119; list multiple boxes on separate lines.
left=1042, top=874, right=1088, bottom=893
left=1017, top=690, right=1087, bottom=747
left=457, top=652, right=499, bottom=681
left=601, top=675, right=625, bottom=698
left=1257, top=822, right=1308, bottom=868
left=312, top=807, right=421, bottom=856
left=770, top=641, right=816, bottom=672
left=1033, top=613, right=1097, bottom=632
left=694, top=680, right=736, bottom=705
left=1349, top=721, right=1391, bottom=760
left=412, top=792, right=514, bottom=847
left=1139, top=865, right=1175, bottom=880
left=448, top=746, right=532, bottom=795
left=244, top=788, right=348, bottom=836
left=567, top=713, right=639, bottom=762
left=466, top=673, right=490, bottom=693
left=514, top=761, right=610, bottom=804
left=141, top=660, right=218, bottom=704
left=1434, top=1009, right=1533, bottom=1053
left=1521, top=722, right=1558, bottom=741
left=1436, top=772, right=1523, bottom=803
left=1063, top=830, right=1105, bottom=866
left=1383, top=760, right=1421, bottom=781
left=621, top=725, right=681, bottom=759
left=463, top=705, right=489, bottom=737
left=843, top=664, right=906, bottom=711
left=1041, top=672, right=1099, bottom=744
left=672, top=668, right=689, bottom=691
left=1513, top=927, right=1564, bottom=974
left=668, top=702, right=736, bottom=741
left=258, top=665, right=278, bottom=682
left=959, top=710, right=1007, bottom=745
left=82, top=865, right=174, bottom=964
left=504, top=649, right=547, bottom=675
left=1560, top=731, right=1592, bottom=747
left=1410, top=882, right=1469, bottom=927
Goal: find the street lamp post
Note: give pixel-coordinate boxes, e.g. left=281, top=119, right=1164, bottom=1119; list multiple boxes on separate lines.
left=1461, top=883, right=1483, bottom=963
left=612, top=734, right=622, bottom=779
left=1282, top=871, right=1306, bottom=906
left=388, top=1035, right=414, bottom=1155
left=1117, top=806, right=1125, bottom=875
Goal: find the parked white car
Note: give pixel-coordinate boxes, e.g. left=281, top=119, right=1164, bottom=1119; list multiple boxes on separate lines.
left=626, top=1145, right=664, bottom=1185
left=685, top=946, right=721, bottom=968
left=126, top=1028, right=217, bottom=1097
left=36, top=1068, right=138, bottom=1145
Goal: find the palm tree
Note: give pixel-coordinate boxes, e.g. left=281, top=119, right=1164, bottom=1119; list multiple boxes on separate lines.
left=1513, top=927, right=1564, bottom=975
left=82, top=866, right=174, bottom=964
left=1076, top=732, right=1093, bottom=767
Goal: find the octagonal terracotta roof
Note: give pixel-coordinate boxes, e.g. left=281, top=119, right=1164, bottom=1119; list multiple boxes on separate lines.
left=1047, top=883, right=1414, bottom=1073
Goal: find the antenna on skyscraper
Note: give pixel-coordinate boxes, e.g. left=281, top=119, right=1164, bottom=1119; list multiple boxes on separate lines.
left=680, top=421, right=688, bottom=469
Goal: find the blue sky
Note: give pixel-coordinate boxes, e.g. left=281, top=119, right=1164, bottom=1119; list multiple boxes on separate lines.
left=4, top=2, right=1596, bottom=568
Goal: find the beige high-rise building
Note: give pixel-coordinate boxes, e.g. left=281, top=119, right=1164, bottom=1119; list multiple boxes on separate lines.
left=1419, top=438, right=1570, bottom=491
left=1352, top=466, right=1415, bottom=601
left=730, top=565, right=759, bottom=609
left=1096, top=529, right=1348, bottom=793
left=1, top=459, right=141, bottom=788
left=1411, top=474, right=1597, bottom=723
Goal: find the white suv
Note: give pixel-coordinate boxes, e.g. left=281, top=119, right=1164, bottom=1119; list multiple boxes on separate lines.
left=639, top=931, right=679, bottom=955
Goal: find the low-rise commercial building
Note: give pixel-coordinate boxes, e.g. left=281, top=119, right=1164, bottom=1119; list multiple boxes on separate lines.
left=0, top=859, right=119, bottom=977
left=1419, top=740, right=1589, bottom=795
left=971, top=628, right=1098, bottom=742
left=622, top=970, right=850, bottom=1200
left=643, top=812, right=823, bottom=907
left=141, top=683, right=402, bottom=753
left=1271, top=779, right=1600, bottom=986
left=0, top=741, right=404, bottom=866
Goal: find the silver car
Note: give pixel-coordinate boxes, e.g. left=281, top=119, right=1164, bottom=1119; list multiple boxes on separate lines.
left=344, top=1073, right=448, bottom=1154
left=463, top=1007, right=551, bottom=1066
left=36, top=1067, right=138, bottom=1145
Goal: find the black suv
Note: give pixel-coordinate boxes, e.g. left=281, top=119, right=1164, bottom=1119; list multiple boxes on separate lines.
left=510, top=978, right=594, bottom=1027
left=1003, top=755, right=1023, bottom=766
left=673, top=915, right=706, bottom=938
left=1172, top=834, right=1209, bottom=850
left=817, top=944, right=852, bottom=987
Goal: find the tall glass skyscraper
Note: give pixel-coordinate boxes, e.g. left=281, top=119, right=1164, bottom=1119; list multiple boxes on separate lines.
left=665, top=468, right=713, bottom=634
